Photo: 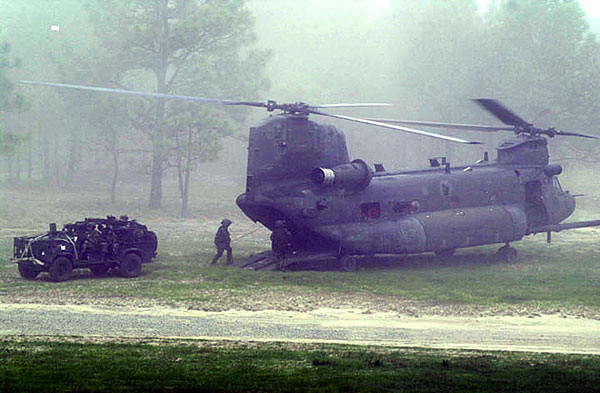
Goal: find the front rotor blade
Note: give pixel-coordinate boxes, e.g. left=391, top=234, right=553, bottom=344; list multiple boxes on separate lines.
left=315, top=103, right=393, bottom=109
left=311, top=110, right=482, bottom=144
left=18, top=80, right=266, bottom=107
left=364, top=118, right=515, bottom=132
left=472, top=99, right=530, bottom=127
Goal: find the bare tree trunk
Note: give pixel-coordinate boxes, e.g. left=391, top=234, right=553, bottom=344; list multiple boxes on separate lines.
left=27, top=139, right=32, bottom=180
left=52, top=136, right=60, bottom=186
left=181, top=167, right=191, bottom=217
left=6, top=156, right=13, bottom=183
left=149, top=146, right=163, bottom=209
left=14, top=153, right=21, bottom=184
left=41, top=135, right=50, bottom=182
left=67, top=131, right=81, bottom=184
left=110, top=149, right=119, bottom=204
left=148, top=0, right=170, bottom=209
left=179, top=128, right=193, bottom=218
left=175, top=131, right=184, bottom=199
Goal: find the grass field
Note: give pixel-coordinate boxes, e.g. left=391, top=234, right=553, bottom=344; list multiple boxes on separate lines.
left=1, top=337, right=599, bottom=393
left=1, top=184, right=599, bottom=315
left=1, top=183, right=600, bottom=392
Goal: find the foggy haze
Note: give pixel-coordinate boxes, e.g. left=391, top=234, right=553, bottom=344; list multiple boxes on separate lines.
left=2, top=4, right=600, bottom=390
left=1, top=0, right=599, bottom=213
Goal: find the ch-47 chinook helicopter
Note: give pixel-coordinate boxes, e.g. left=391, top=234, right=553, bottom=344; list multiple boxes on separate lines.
left=18, top=80, right=600, bottom=271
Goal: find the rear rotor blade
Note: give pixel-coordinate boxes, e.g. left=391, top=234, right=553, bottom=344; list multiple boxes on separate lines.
left=311, top=110, right=482, bottom=144
left=364, top=118, right=515, bottom=132
left=18, top=80, right=266, bottom=107
left=472, top=99, right=530, bottom=127
left=552, top=130, right=600, bottom=139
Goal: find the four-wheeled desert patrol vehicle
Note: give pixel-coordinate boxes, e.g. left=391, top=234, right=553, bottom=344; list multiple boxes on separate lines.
left=12, top=216, right=157, bottom=282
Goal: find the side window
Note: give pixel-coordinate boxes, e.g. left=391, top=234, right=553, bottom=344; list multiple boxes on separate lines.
left=361, top=202, right=380, bottom=220
left=552, top=178, right=564, bottom=194
left=392, top=201, right=420, bottom=215
left=440, top=181, right=452, bottom=197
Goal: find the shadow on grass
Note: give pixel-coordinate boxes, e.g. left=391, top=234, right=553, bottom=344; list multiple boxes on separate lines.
left=24, top=266, right=154, bottom=284
left=372, top=250, right=510, bottom=270
left=287, top=248, right=511, bottom=273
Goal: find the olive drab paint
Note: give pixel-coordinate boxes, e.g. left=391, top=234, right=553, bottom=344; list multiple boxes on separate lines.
left=236, top=106, right=597, bottom=264
left=17, top=80, right=600, bottom=268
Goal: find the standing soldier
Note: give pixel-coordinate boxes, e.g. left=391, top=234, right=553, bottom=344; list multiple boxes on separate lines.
left=211, top=219, right=233, bottom=265
left=270, top=220, right=292, bottom=264
left=81, top=221, right=103, bottom=261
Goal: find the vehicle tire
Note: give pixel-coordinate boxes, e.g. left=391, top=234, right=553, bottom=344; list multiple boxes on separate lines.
left=18, top=263, right=40, bottom=280
left=119, top=252, right=142, bottom=278
left=339, top=255, right=358, bottom=272
left=90, top=265, right=109, bottom=276
left=49, top=256, right=73, bottom=282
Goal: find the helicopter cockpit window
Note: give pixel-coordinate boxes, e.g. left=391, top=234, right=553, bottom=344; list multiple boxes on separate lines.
left=392, top=201, right=420, bottom=215
left=361, top=202, right=380, bottom=220
left=552, top=177, right=564, bottom=194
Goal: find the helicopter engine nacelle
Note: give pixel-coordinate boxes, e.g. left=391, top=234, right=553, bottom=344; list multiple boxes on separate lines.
left=311, top=159, right=372, bottom=190
left=543, top=164, right=562, bottom=177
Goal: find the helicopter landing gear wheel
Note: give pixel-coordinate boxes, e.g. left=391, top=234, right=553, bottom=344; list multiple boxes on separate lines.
left=338, top=255, right=358, bottom=272
left=497, top=244, right=518, bottom=263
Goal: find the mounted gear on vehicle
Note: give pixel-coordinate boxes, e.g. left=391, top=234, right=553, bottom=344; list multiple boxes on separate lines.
left=12, top=216, right=157, bottom=282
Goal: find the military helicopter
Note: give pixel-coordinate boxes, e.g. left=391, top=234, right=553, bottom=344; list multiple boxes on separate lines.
left=18, top=80, right=600, bottom=271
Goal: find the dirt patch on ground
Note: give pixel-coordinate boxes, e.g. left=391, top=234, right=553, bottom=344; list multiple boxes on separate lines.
left=3, top=286, right=598, bottom=320
left=3, top=211, right=599, bottom=320
left=2, top=303, right=599, bottom=354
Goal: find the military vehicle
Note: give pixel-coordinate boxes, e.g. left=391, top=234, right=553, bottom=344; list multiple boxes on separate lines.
left=18, top=81, right=600, bottom=271
left=12, top=216, right=157, bottom=281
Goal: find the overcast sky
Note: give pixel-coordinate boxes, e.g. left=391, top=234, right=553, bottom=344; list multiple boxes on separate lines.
left=577, top=0, right=600, bottom=16
left=475, top=0, right=600, bottom=16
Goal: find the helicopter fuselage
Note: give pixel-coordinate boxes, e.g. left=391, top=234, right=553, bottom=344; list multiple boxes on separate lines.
left=16, top=80, right=598, bottom=261
left=236, top=114, right=576, bottom=256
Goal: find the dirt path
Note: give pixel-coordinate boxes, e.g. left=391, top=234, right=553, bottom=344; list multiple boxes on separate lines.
left=1, top=303, right=598, bottom=354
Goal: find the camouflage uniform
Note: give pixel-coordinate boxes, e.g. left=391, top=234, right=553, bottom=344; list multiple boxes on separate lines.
left=211, top=219, right=233, bottom=265
left=270, top=220, right=292, bottom=258
left=81, top=222, right=103, bottom=260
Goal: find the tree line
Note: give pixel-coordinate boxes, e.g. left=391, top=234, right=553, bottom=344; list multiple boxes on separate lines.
left=1, top=0, right=599, bottom=217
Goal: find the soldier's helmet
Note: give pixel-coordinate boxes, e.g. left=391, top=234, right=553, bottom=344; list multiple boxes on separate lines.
left=274, top=220, right=285, bottom=228
left=221, top=219, right=232, bottom=226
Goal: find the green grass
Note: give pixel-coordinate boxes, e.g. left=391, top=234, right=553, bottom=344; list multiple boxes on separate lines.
left=1, top=184, right=600, bottom=314
left=2, top=238, right=599, bottom=314
left=1, top=337, right=599, bottom=393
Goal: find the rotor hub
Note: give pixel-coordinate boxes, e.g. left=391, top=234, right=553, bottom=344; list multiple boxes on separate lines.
left=515, top=125, right=559, bottom=138
left=281, top=102, right=311, bottom=115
